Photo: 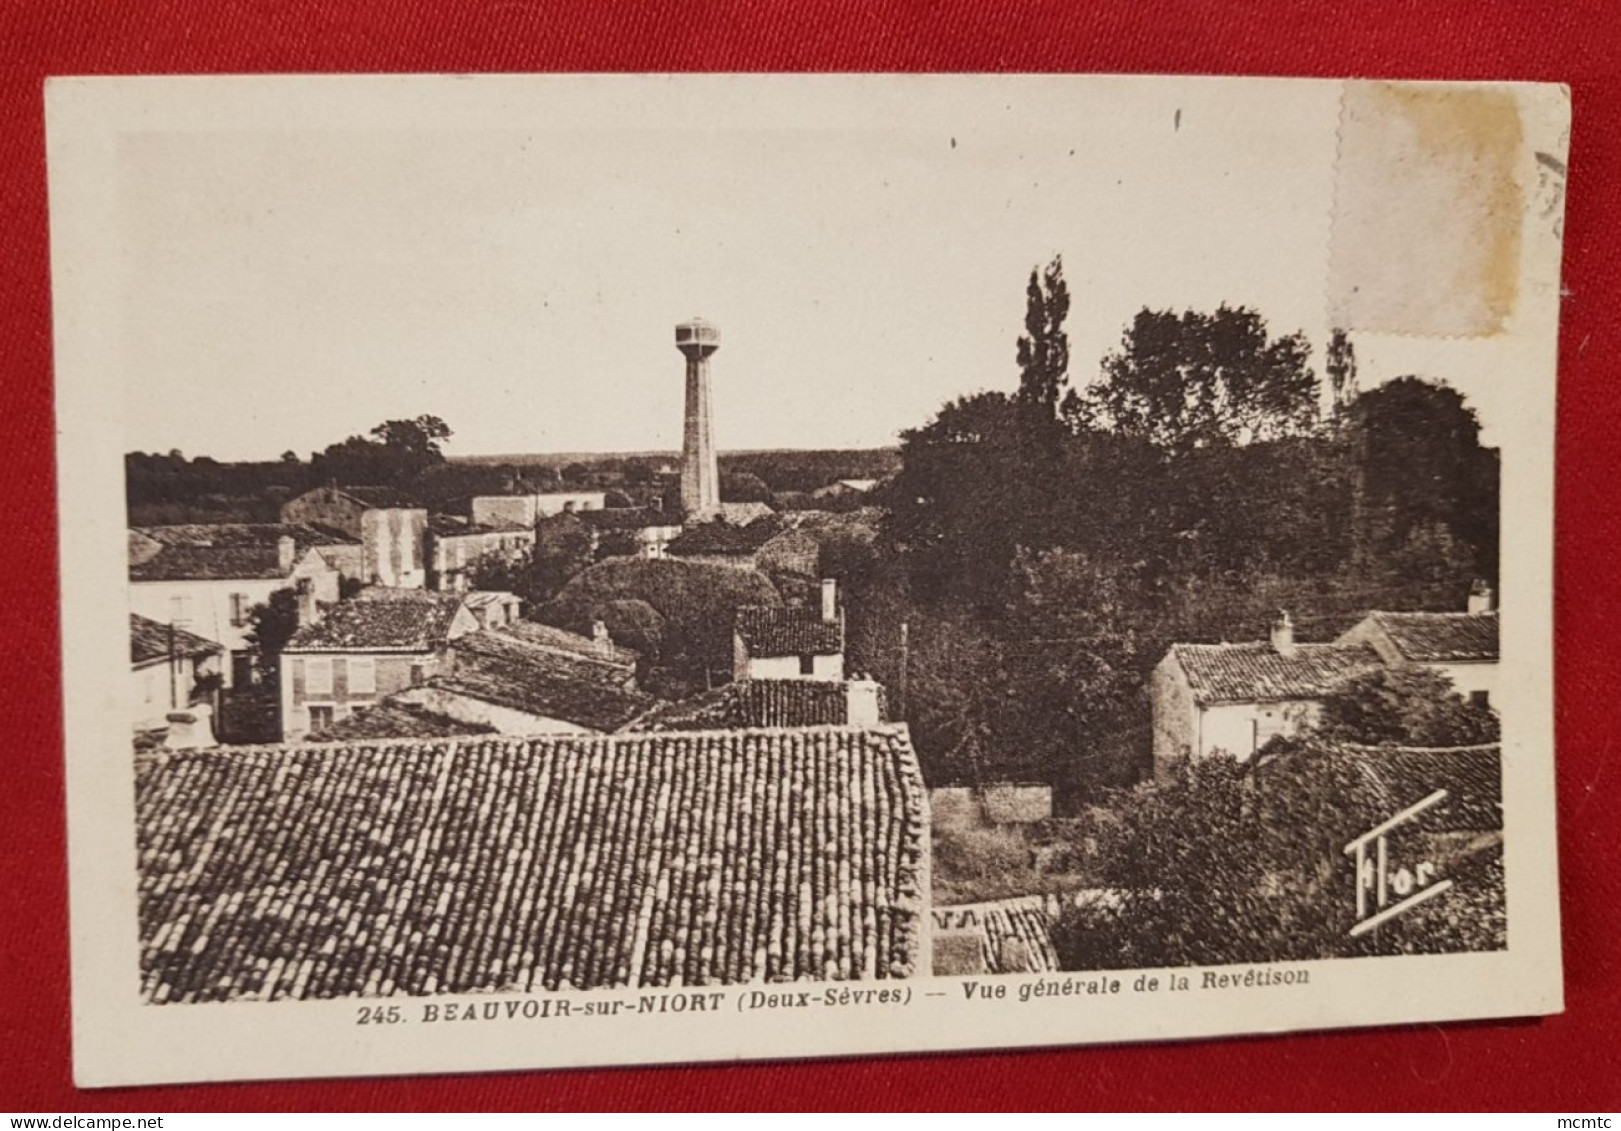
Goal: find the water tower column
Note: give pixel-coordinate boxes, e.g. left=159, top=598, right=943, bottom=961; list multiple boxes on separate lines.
left=675, top=318, right=721, bottom=520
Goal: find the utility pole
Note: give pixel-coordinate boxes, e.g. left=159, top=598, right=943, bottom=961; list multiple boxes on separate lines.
left=167, top=620, right=178, bottom=710
left=897, top=620, right=909, bottom=721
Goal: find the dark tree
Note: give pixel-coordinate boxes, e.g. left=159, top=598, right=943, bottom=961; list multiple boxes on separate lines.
left=1016, top=255, right=1072, bottom=425
left=1316, top=667, right=1499, bottom=747
left=370, top=415, right=453, bottom=462
left=1346, top=377, right=1499, bottom=581
left=243, top=590, right=300, bottom=680
left=720, top=471, right=774, bottom=504
left=308, top=415, right=453, bottom=487
left=887, top=391, right=1033, bottom=607
left=1080, top=306, right=1320, bottom=450
left=1326, top=327, right=1358, bottom=424
left=517, top=515, right=598, bottom=605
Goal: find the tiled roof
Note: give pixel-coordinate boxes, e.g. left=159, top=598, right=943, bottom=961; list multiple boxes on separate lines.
left=717, top=501, right=776, bottom=526
left=425, top=515, right=532, bottom=538
left=579, top=507, right=681, bottom=532
left=285, top=588, right=468, bottom=653
left=311, top=701, right=495, bottom=741
left=735, top=606, right=844, bottom=658
left=1365, top=611, right=1499, bottom=663
left=625, top=679, right=859, bottom=732
left=939, top=897, right=1062, bottom=975
left=434, top=630, right=654, bottom=732
left=135, top=724, right=928, bottom=1001
left=130, top=614, right=222, bottom=666
left=1170, top=641, right=1383, bottom=704
left=134, top=523, right=358, bottom=549
left=666, top=518, right=782, bottom=557
left=129, top=544, right=288, bottom=582
left=1331, top=742, right=1502, bottom=832
left=461, top=590, right=519, bottom=611
left=341, top=486, right=423, bottom=509
left=497, top=620, right=637, bottom=670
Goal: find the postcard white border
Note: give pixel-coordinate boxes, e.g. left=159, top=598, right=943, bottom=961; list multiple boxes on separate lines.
left=47, top=73, right=1567, bottom=1088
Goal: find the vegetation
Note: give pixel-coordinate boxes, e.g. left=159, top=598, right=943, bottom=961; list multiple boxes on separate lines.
left=860, top=257, right=1497, bottom=800
left=1050, top=747, right=1505, bottom=969
left=1315, top=667, right=1500, bottom=747
left=540, top=558, right=781, bottom=695
left=243, top=590, right=300, bottom=681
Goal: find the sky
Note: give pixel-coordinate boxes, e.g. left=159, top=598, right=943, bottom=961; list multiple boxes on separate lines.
left=114, top=77, right=1516, bottom=461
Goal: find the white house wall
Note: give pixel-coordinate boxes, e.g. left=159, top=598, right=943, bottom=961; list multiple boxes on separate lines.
left=1430, top=660, right=1498, bottom=704
left=740, top=653, right=845, bottom=682
left=129, top=577, right=287, bottom=672
left=1196, top=700, right=1322, bottom=762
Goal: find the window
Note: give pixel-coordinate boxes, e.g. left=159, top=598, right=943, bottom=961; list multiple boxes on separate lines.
left=799, top=655, right=815, bottom=676
left=304, top=657, right=333, bottom=695
left=229, top=592, right=250, bottom=627
left=307, top=705, right=334, bottom=732
left=1469, top=690, right=1491, bottom=709
left=348, top=658, right=376, bottom=696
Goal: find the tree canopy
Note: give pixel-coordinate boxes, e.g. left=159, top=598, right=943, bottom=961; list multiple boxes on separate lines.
left=1316, top=666, right=1499, bottom=747
left=1078, top=305, right=1320, bottom=449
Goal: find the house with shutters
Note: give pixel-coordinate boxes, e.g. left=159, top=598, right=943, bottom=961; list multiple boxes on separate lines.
left=279, top=485, right=429, bottom=588
left=424, top=514, right=535, bottom=592
left=129, top=529, right=341, bottom=687
left=278, top=587, right=478, bottom=740
left=469, top=489, right=607, bottom=528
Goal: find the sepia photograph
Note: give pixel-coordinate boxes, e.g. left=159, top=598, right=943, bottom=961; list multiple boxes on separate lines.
left=47, top=73, right=1566, bottom=1085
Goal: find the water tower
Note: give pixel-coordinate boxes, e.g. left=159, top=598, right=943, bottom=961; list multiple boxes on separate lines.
left=675, top=317, right=721, bottom=519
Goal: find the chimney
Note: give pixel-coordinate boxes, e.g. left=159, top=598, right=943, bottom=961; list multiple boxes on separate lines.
left=1468, top=579, right=1495, bottom=615
left=846, top=677, right=882, bottom=727
left=821, top=578, right=838, bottom=624
left=295, top=577, right=318, bottom=628
left=592, top=618, right=613, bottom=656
left=163, top=704, right=214, bottom=750
left=1270, top=610, right=1296, bottom=657
left=277, top=535, right=296, bottom=575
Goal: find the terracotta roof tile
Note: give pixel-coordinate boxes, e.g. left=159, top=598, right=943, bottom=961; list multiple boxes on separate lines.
left=497, top=620, right=638, bottom=669
left=135, top=725, right=929, bottom=1001
left=129, top=544, right=288, bottom=582
left=134, top=523, right=358, bottom=548
left=1171, top=641, right=1383, bottom=704
left=311, top=701, right=496, bottom=741
left=938, top=897, right=1062, bottom=975
left=286, top=588, right=468, bottom=653
left=130, top=614, right=223, bottom=666
left=433, top=630, right=654, bottom=732
left=579, top=507, right=681, bottom=532
left=735, top=606, right=844, bottom=659
left=1367, top=611, right=1499, bottom=663
left=667, top=518, right=783, bottom=557
left=625, top=679, right=862, bottom=732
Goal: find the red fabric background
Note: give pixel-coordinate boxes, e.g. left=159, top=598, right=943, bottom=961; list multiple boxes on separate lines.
left=3, top=0, right=1618, bottom=1111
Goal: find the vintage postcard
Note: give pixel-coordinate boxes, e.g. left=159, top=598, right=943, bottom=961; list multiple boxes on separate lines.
left=46, top=74, right=1568, bottom=1087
